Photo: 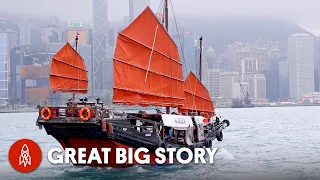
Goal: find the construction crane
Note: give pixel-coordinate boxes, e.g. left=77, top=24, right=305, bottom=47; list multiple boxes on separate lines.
left=238, top=80, right=252, bottom=105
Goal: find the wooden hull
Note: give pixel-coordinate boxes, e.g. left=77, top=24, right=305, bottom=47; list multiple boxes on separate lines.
left=56, top=137, right=180, bottom=168
left=36, top=105, right=229, bottom=168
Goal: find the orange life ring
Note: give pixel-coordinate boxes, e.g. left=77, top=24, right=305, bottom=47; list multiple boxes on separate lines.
left=80, top=107, right=91, bottom=121
left=41, top=107, right=51, bottom=121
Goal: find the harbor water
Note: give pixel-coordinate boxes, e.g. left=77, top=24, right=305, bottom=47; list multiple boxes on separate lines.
left=0, top=106, right=320, bottom=180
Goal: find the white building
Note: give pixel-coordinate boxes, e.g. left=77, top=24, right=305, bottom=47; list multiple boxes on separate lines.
left=204, top=69, right=220, bottom=98
left=241, top=57, right=258, bottom=79
left=19, top=21, right=31, bottom=45
left=41, top=25, right=61, bottom=43
left=219, top=72, right=241, bottom=99
left=0, top=33, right=8, bottom=102
left=205, top=47, right=218, bottom=69
left=243, top=73, right=266, bottom=99
left=129, top=0, right=150, bottom=22
left=288, top=33, right=315, bottom=101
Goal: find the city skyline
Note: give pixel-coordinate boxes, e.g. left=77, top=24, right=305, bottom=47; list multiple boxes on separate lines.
left=1, top=0, right=319, bottom=107
left=1, top=0, right=320, bottom=35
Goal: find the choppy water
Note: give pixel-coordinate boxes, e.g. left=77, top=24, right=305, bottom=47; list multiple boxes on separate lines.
left=1, top=107, right=320, bottom=180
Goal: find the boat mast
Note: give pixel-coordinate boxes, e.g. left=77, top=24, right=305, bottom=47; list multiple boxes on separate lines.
left=164, top=0, right=169, bottom=31
left=72, top=33, right=79, bottom=101
left=164, top=0, right=170, bottom=114
left=199, top=36, right=203, bottom=82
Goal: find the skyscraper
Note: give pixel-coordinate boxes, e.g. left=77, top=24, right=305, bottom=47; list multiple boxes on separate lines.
left=0, top=33, right=8, bottom=102
left=205, top=47, right=217, bottom=69
left=172, top=28, right=196, bottom=78
left=129, top=0, right=150, bottom=22
left=278, top=57, right=289, bottom=101
left=19, top=21, right=31, bottom=45
left=266, top=56, right=280, bottom=102
left=288, top=33, right=315, bottom=101
left=92, top=0, right=110, bottom=99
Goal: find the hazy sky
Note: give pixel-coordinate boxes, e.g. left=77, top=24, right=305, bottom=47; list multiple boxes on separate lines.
left=1, top=0, right=320, bottom=35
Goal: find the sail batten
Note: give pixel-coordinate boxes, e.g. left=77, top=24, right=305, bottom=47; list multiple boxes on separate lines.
left=179, top=72, right=215, bottom=118
left=50, top=74, right=88, bottom=81
left=113, top=87, right=186, bottom=99
left=52, top=58, right=87, bottom=71
left=113, top=58, right=184, bottom=82
left=112, top=7, right=185, bottom=107
left=50, top=42, right=88, bottom=94
left=118, top=33, right=182, bottom=65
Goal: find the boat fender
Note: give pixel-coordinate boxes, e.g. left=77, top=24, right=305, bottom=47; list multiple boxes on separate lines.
left=222, top=119, right=230, bottom=127
left=216, top=131, right=223, bottom=141
left=80, top=107, right=91, bottom=121
left=107, top=122, right=113, bottom=135
left=40, top=107, right=51, bottom=121
left=101, top=119, right=107, bottom=132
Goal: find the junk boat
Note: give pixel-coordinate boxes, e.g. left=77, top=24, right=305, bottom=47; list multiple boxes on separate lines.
left=36, top=1, right=230, bottom=168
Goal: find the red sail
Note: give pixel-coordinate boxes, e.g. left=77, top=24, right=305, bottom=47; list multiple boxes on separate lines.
left=179, top=72, right=215, bottom=118
left=112, top=7, right=185, bottom=107
left=50, top=43, right=88, bottom=94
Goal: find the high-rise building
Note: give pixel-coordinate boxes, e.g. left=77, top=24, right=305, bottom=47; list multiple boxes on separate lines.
left=129, top=0, right=150, bottom=22
left=255, top=47, right=268, bottom=73
left=204, top=69, right=220, bottom=98
left=219, top=72, right=241, bottom=99
left=278, top=57, right=289, bottom=101
left=19, top=21, right=31, bottom=45
left=92, top=0, right=111, bottom=99
left=205, top=47, right=217, bottom=69
left=64, top=28, right=88, bottom=45
left=50, top=15, right=59, bottom=27
left=288, top=33, right=315, bottom=101
left=41, top=25, right=61, bottom=43
left=243, top=74, right=266, bottom=99
left=5, top=29, right=19, bottom=50
left=108, top=28, right=115, bottom=47
left=0, top=33, right=8, bottom=102
left=218, top=53, right=231, bottom=72
left=241, top=57, right=258, bottom=77
left=172, top=28, right=196, bottom=78
left=266, top=56, right=280, bottom=102
left=232, top=49, right=249, bottom=73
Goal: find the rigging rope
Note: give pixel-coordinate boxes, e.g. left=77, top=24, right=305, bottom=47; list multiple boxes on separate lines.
left=169, top=0, right=198, bottom=114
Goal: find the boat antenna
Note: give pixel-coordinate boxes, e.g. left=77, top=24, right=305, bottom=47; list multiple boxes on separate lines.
left=199, top=36, right=203, bottom=82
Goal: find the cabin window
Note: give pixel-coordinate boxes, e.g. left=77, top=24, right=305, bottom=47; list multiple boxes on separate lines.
left=161, top=126, right=187, bottom=145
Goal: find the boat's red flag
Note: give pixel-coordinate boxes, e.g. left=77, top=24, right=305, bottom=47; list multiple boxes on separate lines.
left=112, top=7, right=185, bottom=107
left=179, top=72, right=215, bottom=118
left=50, top=43, right=88, bottom=94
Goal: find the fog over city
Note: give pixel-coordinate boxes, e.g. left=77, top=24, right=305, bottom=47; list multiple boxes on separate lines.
left=1, top=0, right=320, bottom=35
left=0, top=0, right=320, bottom=106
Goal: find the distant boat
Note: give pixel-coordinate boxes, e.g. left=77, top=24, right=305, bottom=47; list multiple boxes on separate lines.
left=231, top=81, right=254, bottom=108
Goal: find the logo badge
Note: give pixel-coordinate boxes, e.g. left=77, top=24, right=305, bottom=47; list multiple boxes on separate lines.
left=8, top=139, right=42, bottom=173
